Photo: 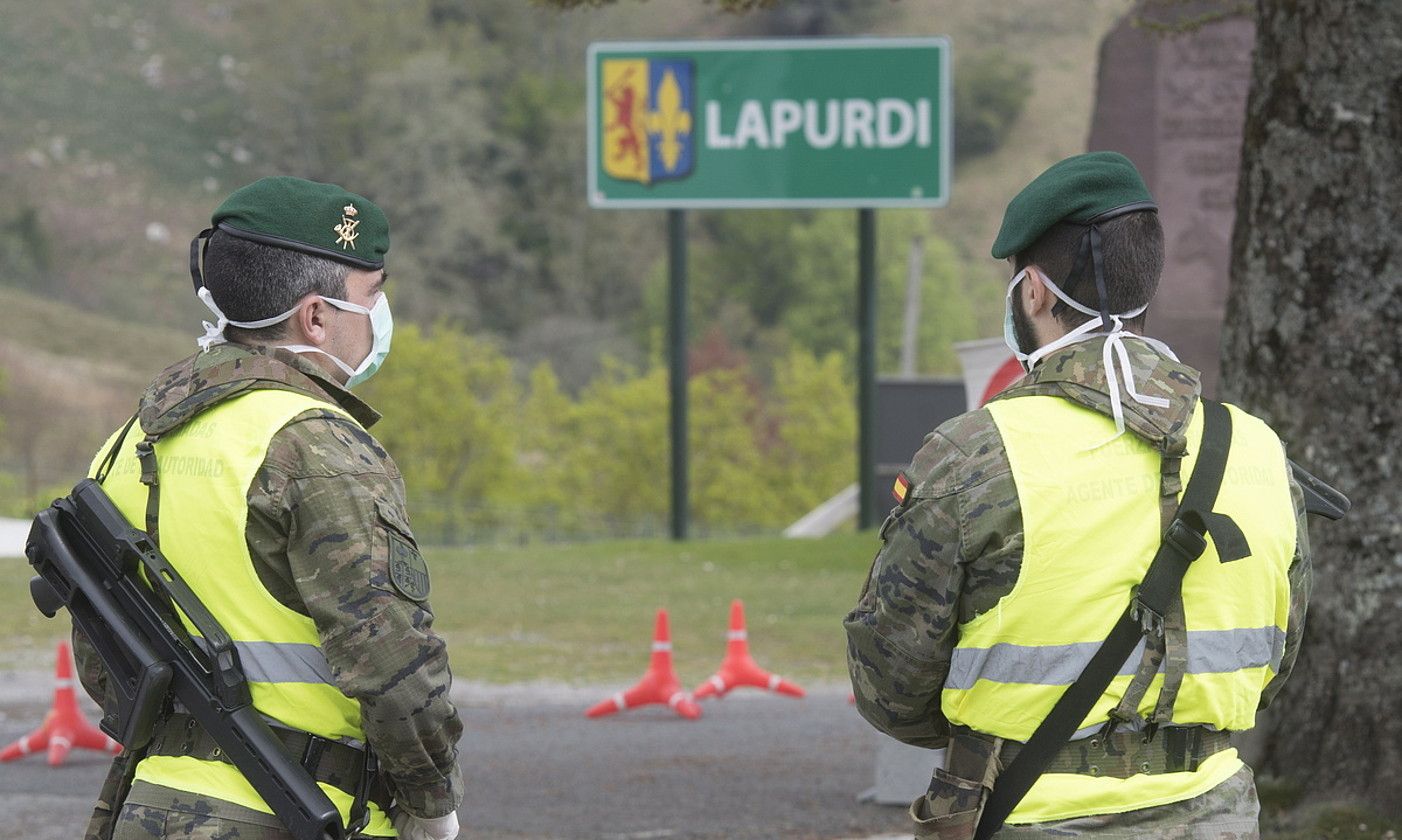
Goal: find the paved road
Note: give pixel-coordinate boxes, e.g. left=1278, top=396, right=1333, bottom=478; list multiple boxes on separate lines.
left=0, top=673, right=911, bottom=839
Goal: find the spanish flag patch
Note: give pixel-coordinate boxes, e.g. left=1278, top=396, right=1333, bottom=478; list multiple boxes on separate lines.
left=891, top=472, right=912, bottom=506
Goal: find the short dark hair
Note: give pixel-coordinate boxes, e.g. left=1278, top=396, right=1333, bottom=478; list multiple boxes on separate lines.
left=202, top=230, right=349, bottom=343
left=1014, top=211, right=1163, bottom=332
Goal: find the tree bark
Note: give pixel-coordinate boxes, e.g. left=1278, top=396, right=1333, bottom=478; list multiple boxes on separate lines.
left=1223, top=0, right=1402, bottom=813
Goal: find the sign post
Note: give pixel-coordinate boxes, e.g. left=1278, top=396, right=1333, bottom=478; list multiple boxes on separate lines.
left=668, top=209, right=688, bottom=540
left=857, top=208, right=878, bottom=528
left=587, top=38, right=951, bottom=537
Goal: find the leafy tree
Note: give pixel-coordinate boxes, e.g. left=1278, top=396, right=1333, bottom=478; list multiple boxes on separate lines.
left=784, top=210, right=991, bottom=374
left=358, top=323, right=522, bottom=543
left=692, top=211, right=814, bottom=331
left=689, top=366, right=771, bottom=529
left=0, top=204, right=53, bottom=294
left=765, top=349, right=856, bottom=521
left=728, top=0, right=890, bottom=36
left=515, top=362, right=596, bottom=536
left=563, top=358, right=671, bottom=533
left=953, top=51, right=1034, bottom=161
left=660, top=210, right=993, bottom=378
left=536, top=0, right=785, bottom=10
left=356, top=48, right=511, bottom=329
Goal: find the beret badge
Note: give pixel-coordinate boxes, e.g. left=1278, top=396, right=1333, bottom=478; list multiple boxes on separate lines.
left=334, top=203, right=360, bottom=251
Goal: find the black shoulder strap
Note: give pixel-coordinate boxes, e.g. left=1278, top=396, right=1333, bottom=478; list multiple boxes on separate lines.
left=134, top=435, right=163, bottom=546
left=974, top=400, right=1235, bottom=840
left=94, top=413, right=140, bottom=485
left=92, top=411, right=164, bottom=546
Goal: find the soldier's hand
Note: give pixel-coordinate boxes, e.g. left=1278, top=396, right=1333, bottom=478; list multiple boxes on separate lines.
left=392, top=810, right=460, bottom=840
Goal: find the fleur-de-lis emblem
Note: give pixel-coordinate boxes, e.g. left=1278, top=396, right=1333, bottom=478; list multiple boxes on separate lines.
left=334, top=203, right=360, bottom=250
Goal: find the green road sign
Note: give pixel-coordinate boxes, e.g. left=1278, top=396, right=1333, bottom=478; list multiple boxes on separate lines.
left=587, top=38, right=951, bottom=209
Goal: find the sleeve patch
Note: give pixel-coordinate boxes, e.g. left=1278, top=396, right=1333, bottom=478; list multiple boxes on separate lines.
left=892, top=471, right=913, bottom=507
left=372, top=499, right=431, bottom=603
left=387, top=532, right=431, bottom=602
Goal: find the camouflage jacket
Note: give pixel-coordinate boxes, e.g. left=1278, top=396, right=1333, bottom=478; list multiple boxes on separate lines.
left=844, top=336, right=1312, bottom=749
left=73, top=342, right=465, bottom=819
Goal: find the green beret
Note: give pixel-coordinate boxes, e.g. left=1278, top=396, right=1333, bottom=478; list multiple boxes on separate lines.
left=990, top=152, right=1155, bottom=260
left=211, top=176, right=389, bottom=269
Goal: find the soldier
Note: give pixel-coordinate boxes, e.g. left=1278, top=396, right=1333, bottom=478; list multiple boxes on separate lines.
left=845, top=152, right=1310, bottom=839
left=73, top=177, right=464, bottom=840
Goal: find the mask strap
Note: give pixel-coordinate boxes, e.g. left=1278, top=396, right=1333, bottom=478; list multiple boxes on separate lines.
left=1064, top=232, right=1092, bottom=313
left=1088, top=225, right=1113, bottom=331
left=1027, top=208, right=1171, bottom=436
left=1019, top=272, right=1174, bottom=435
left=1026, top=267, right=1146, bottom=321
left=195, top=286, right=306, bottom=352
left=1024, top=315, right=1104, bottom=370
left=1101, top=322, right=1169, bottom=436
left=196, top=287, right=230, bottom=352
left=279, top=344, right=362, bottom=379
left=319, top=296, right=374, bottom=317
left=189, top=227, right=214, bottom=293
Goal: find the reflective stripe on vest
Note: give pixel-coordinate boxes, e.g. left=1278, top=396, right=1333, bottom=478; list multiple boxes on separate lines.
left=946, top=626, right=1287, bottom=691
left=193, top=638, right=335, bottom=685
left=91, top=389, right=393, bottom=837
left=944, top=396, right=1297, bottom=824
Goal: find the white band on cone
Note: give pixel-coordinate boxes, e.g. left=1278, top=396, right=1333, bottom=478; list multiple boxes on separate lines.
left=726, top=630, right=748, bottom=641
left=651, top=642, right=672, bottom=652
left=708, top=675, right=726, bottom=692
left=667, top=691, right=686, bottom=708
left=768, top=674, right=782, bottom=690
left=612, top=691, right=626, bottom=710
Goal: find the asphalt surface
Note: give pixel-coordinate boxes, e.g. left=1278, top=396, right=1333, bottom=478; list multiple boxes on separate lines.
left=0, top=673, right=912, bottom=839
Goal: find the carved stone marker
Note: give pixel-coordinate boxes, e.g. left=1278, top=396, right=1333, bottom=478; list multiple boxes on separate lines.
left=1088, top=5, right=1256, bottom=398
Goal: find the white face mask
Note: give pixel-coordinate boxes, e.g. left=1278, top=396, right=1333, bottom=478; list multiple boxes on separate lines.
left=197, top=287, right=394, bottom=389
left=1001, top=267, right=1178, bottom=436
left=1003, top=268, right=1034, bottom=363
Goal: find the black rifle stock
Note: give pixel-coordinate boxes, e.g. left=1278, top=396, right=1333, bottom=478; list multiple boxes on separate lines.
left=1288, top=459, right=1350, bottom=521
left=26, top=478, right=344, bottom=840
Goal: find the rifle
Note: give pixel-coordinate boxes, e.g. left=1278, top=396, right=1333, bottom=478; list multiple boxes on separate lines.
left=1289, top=459, right=1350, bottom=521
left=26, top=478, right=346, bottom=840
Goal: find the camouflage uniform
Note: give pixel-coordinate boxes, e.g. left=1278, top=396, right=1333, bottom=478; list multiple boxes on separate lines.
left=844, top=337, right=1311, bottom=838
left=74, top=342, right=464, bottom=839
left=112, top=793, right=305, bottom=840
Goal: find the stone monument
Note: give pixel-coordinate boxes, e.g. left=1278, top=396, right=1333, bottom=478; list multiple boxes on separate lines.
left=1087, top=4, right=1256, bottom=398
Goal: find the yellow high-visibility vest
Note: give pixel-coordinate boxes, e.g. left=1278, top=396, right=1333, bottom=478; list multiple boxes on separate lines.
left=92, top=389, right=394, bottom=836
left=943, top=396, right=1297, bottom=823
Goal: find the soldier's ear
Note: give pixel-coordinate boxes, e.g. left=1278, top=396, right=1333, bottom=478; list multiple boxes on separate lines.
left=294, top=295, right=332, bottom=346
left=1022, top=267, right=1056, bottom=317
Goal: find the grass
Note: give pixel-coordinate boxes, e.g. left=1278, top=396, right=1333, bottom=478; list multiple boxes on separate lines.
left=0, top=532, right=877, bottom=685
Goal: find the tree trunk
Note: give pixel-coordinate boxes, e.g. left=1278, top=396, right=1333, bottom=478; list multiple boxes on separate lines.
left=1222, top=0, right=1402, bottom=813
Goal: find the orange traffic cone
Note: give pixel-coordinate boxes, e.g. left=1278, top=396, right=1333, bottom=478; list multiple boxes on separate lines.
left=694, top=599, right=805, bottom=700
left=0, top=640, right=121, bottom=765
left=586, top=609, right=701, bottom=720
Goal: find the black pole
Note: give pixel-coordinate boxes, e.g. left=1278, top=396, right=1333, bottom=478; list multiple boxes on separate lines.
left=668, top=209, right=689, bottom=541
left=857, top=208, right=877, bottom=530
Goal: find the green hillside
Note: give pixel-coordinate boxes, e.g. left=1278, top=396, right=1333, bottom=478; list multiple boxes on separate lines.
left=0, top=0, right=1132, bottom=529
left=0, top=286, right=190, bottom=382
